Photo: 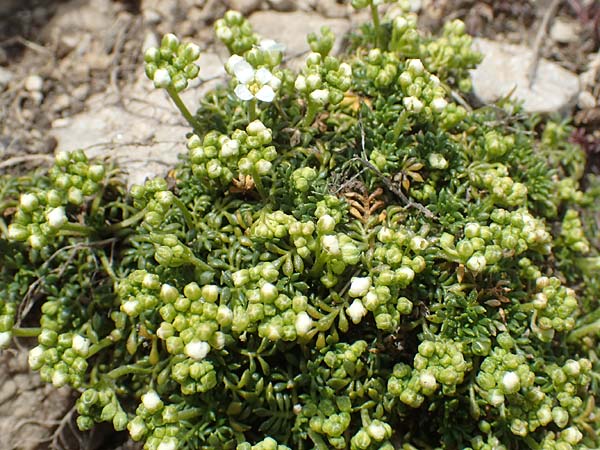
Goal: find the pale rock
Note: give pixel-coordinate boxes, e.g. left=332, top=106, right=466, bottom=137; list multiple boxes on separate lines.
left=225, top=0, right=263, bottom=15
left=267, top=0, right=298, bottom=11
left=249, top=11, right=351, bottom=67
left=315, top=0, right=350, bottom=18
left=550, top=18, right=579, bottom=44
left=51, top=94, right=71, bottom=113
left=577, top=90, right=596, bottom=109
left=0, top=67, right=13, bottom=90
left=471, top=38, right=580, bottom=114
left=142, top=8, right=162, bottom=25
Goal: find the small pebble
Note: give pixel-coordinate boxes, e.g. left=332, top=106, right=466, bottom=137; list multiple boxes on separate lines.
left=578, top=91, right=596, bottom=109
left=0, top=67, right=13, bottom=89
left=25, top=74, right=43, bottom=92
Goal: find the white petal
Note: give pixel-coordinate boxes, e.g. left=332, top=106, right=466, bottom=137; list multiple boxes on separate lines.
left=235, top=84, right=254, bottom=101
left=226, top=54, right=244, bottom=73
left=255, top=85, right=275, bottom=102
left=269, top=76, right=281, bottom=90
left=233, top=60, right=254, bottom=83
left=255, top=67, right=273, bottom=85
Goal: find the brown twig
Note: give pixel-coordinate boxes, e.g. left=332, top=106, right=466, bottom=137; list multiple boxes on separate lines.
left=528, top=0, right=562, bottom=88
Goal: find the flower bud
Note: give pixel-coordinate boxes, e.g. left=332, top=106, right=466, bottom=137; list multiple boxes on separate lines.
left=47, top=207, right=67, bottom=229
left=347, top=299, right=367, bottom=324
left=349, top=277, right=371, bottom=298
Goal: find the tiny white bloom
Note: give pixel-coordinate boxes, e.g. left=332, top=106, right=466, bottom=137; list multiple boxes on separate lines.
left=220, top=139, right=240, bottom=158
left=367, top=421, right=387, bottom=441
left=72, top=334, right=90, bottom=357
left=20, top=193, right=38, bottom=211
left=321, top=235, right=340, bottom=256
left=247, top=119, right=267, bottom=135
left=347, top=299, right=367, bottom=324
left=259, top=39, right=286, bottom=54
left=153, top=68, right=172, bottom=89
left=309, top=89, right=329, bottom=105
left=295, top=312, right=313, bottom=336
left=28, top=345, right=45, bottom=369
left=294, top=75, right=307, bottom=92
left=419, top=371, right=438, bottom=390
left=52, top=369, right=68, bottom=387
left=403, top=96, right=424, bottom=113
left=339, top=63, right=352, bottom=77
left=488, top=389, right=505, bottom=406
left=142, top=390, right=163, bottom=413
left=211, top=331, right=226, bottom=349
left=408, top=59, right=424, bottom=74
left=561, top=426, right=583, bottom=445
left=226, top=54, right=244, bottom=74
left=255, top=159, right=272, bottom=175
left=429, top=74, right=441, bottom=86
left=47, top=207, right=67, bottom=229
left=184, top=340, right=211, bottom=360
left=431, top=97, right=448, bottom=113
left=0, top=331, right=12, bottom=349
left=501, top=371, right=520, bottom=394
left=157, top=437, right=178, bottom=450
left=349, top=277, right=371, bottom=298
left=127, top=418, right=146, bottom=441
left=231, top=57, right=278, bottom=103
left=121, top=299, right=140, bottom=317
left=317, top=214, right=336, bottom=234
left=306, top=74, right=322, bottom=91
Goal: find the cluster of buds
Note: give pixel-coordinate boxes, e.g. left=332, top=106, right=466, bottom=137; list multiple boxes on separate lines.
left=129, top=177, right=175, bottom=229
left=171, top=357, right=217, bottom=395
left=152, top=232, right=199, bottom=268
left=483, top=130, right=515, bottom=159
left=215, top=10, right=259, bottom=56
left=76, top=387, right=128, bottom=432
left=529, top=276, right=578, bottom=342
left=127, top=391, right=195, bottom=450
left=363, top=49, right=400, bottom=88
left=390, top=12, right=420, bottom=56
left=397, top=58, right=448, bottom=117
left=489, top=208, right=552, bottom=254
left=7, top=150, right=104, bottom=248
left=188, top=121, right=276, bottom=190
left=295, top=53, right=352, bottom=125
left=350, top=420, right=394, bottom=450
left=0, top=301, right=17, bottom=348
left=388, top=338, right=470, bottom=407
left=424, top=19, right=482, bottom=92
left=237, top=437, right=291, bottom=450
left=307, top=26, right=335, bottom=57
left=559, top=209, right=590, bottom=253
left=470, top=163, right=528, bottom=207
left=144, top=33, right=200, bottom=92
left=538, top=428, right=585, bottom=450
left=291, top=167, right=318, bottom=193
left=28, top=330, right=91, bottom=389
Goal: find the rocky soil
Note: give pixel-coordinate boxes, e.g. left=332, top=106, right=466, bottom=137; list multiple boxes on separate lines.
left=0, top=0, right=598, bottom=449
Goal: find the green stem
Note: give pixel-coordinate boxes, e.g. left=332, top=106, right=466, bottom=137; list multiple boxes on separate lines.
left=304, top=102, right=318, bottom=128
left=107, top=364, right=153, bottom=379
left=61, top=222, right=95, bottom=236
left=172, top=197, right=195, bottom=230
left=248, top=98, right=257, bottom=122
left=568, top=318, right=600, bottom=343
left=370, top=1, right=381, bottom=48
left=107, top=208, right=147, bottom=232
left=166, top=86, right=201, bottom=130
left=12, top=327, right=42, bottom=337
left=252, top=170, right=267, bottom=199
left=99, top=251, right=118, bottom=283
left=89, top=335, right=118, bottom=357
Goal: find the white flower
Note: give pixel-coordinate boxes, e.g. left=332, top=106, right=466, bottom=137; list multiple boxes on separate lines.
left=47, top=207, right=67, bottom=229
left=294, top=75, right=307, bottom=92
left=127, top=418, right=146, bottom=441
left=501, top=371, right=520, bottom=394
left=295, top=312, right=313, bottom=336
left=157, top=437, right=178, bottom=450
left=259, top=39, right=286, bottom=54
left=367, top=421, right=387, bottom=441
left=347, top=299, right=367, bottom=324
left=407, top=58, right=424, bottom=74
left=153, top=68, right=171, bottom=89
left=419, top=371, right=438, bottom=391
left=184, top=340, right=210, bottom=360
left=403, top=96, right=424, bottom=113
left=121, top=299, right=140, bottom=317
left=309, top=89, right=329, bottom=105
left=321, top=235, right=340, bottom=256
left=20, top=193, right=38, bottom=212
left=317, top=214, right=336, bottom=234
left=220, top=139, right=240, bottom=158
left=28, top=346, right=44, bottom=369
left=431, top=97, right=448, bottom=112
left=72, top=334, right=90, bottom=357
left=230, top=57, right=279, bottom=103
left=142, top=390, right=163, bottom=413
left=52, top=369, right=68, bottom=387
left=349, top=277, right=371, bottom=298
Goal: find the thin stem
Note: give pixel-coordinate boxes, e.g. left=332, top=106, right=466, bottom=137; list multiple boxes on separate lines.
left=248, top=98, right=257, bottom=122
left=107, top=208, right=147, bottom=232
left=107, top=364, right=153, bottom=379
left=166, top=86, right=201, bottom=130
left=370, top=1, right=381, bottom=48
left=12, top=327, right=42, bottom=337
left=568, top=318, right=600, bottom=343
left=60, top=222, right=95, bottom=236
left=89, top=335, right=118, bottom=357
